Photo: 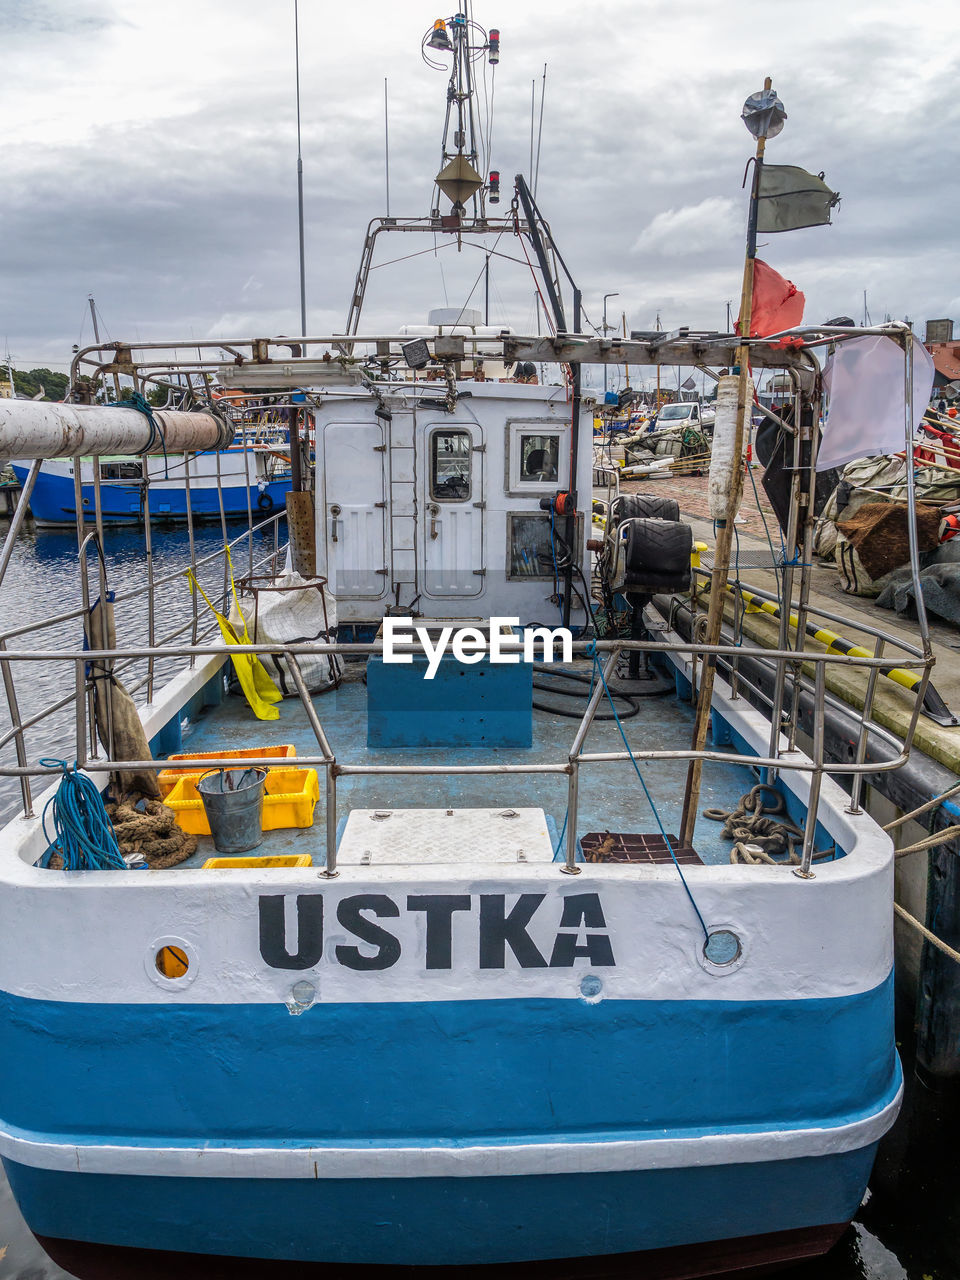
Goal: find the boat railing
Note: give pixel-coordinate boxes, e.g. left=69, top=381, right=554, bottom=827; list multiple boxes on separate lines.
left=0, top=626, right=931, bottom=879
left=0, top=509, right=288, bottom=821
left=0, top=323, right=935, bottom=873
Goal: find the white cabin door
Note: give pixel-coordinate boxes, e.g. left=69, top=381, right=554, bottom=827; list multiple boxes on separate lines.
left=322, top=423, right=388, bottom=598
left=420, top=422, right=484, bottom=597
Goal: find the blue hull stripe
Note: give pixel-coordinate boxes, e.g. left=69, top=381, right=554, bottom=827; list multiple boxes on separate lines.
left=0, top=976, right=896, bottom=1144
left=3, top=1148, right=879, bottom=1266
left=11, top=467, right=290, bottom=524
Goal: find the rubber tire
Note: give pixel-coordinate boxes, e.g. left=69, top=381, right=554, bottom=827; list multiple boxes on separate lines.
left=625, top=517, right=692, bottom=576
left=257, top=491, right=274, bottom=512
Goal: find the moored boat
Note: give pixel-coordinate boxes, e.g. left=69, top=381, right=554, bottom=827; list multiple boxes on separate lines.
left=0, top=15, right=938, bottom=1278
left=11, top=442, right=291, bottom=527
left=0, top=318, right=928, bottom=1277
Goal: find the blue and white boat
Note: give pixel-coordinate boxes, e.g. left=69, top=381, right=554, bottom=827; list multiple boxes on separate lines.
left=0, top=16, right=937, bottom=1278
left=0, top=316, right=929, bottom=1276
left=11, top=440, right=291, bottom=527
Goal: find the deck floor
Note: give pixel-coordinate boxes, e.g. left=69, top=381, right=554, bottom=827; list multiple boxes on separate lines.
left=174, top=660, right=759, bottom=869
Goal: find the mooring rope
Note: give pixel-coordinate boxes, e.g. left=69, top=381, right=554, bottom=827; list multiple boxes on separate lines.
left=894, top=902, right=960, bottom=966
left=894, top=825, right=960, bottom=857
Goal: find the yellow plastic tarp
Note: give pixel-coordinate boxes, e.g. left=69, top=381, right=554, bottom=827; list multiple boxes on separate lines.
left=186, top=551, right=282, bottom=721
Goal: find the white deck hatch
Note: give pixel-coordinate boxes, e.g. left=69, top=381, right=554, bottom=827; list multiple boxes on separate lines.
left=336, top=807, right=554, bottom=865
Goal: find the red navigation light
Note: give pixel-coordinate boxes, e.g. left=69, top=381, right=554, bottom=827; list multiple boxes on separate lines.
left=488, top=170, right=500, bottom=204
left=488, top=28, right=500, bottom=64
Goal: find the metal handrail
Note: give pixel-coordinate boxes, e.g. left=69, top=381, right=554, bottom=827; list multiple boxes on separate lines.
left=0, top=639, right=931, bottom=668
left=0, top=631, right=929, bottom=879
left=4, top=321, right=934, bottom=873
left=0, top=513, right=285, bottom=647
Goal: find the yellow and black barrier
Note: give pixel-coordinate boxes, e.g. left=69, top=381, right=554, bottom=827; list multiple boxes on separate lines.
left=724, top=584, right=958, bottom=728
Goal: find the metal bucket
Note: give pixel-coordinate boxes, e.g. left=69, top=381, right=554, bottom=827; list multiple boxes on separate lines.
left=197, top=767, right=267, bottom=854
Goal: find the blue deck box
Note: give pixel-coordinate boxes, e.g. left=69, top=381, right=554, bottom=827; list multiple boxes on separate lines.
left=366, top=650, right=533, bottom=748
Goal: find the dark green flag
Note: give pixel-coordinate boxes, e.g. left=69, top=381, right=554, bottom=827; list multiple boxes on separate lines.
left=756, top=164, right=839, bottom=233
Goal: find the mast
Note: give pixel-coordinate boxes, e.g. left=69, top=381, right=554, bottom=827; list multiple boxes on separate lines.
left=679, top=77, right=780, bottom=847
left=294, top=0, right=307, bottom=341
left=88, top=294, right=102, bottom=348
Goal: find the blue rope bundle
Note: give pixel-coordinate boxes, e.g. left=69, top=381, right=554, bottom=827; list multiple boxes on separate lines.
left=40, top=759, right=127, bottom=871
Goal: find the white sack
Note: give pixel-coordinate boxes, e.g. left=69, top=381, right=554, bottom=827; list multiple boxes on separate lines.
left=232, top=573, right=340, bottom=695
left=817, top=334, right=934, bottom=472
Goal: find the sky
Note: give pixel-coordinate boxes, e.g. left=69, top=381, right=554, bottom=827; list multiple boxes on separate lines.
left=2, top=0, right=960, bottom=379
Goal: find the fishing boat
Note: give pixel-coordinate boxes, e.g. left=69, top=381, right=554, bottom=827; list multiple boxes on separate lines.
left=0, top=19, right=938, bottom=1280
left=10, top=433, right=292, bottom=527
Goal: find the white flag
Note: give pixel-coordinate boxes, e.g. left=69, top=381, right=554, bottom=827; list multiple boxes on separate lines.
left=817, top=334, right=935, bottom=471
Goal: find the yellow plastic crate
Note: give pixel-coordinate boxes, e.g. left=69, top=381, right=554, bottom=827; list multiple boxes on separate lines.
left=158, top=744, right=297, bottom=797
left=166, top=768, right=320, bottom=835
left=202, top=854, right=313, bottom=870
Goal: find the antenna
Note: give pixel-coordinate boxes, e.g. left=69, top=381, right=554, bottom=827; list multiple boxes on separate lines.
left=424, top=13, right=490, bottom=217
left=294, top=0, right=307, bottom=340
left=529, top=79, right=535, bottom=182
left=384, top=78, right=391, bottom=217
left=533, top=63, right=547, bottom=198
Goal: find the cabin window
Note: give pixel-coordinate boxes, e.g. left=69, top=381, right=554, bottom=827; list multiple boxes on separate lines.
left=430, top=429, right=471, bottom=502
left=519, top=433, right=559, bottom=481
left=99, top=461, right=143, bottom=481
left=506, top=423, right=565, bottom=494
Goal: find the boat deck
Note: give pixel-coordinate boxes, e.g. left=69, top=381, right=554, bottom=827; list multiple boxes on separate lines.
left=172, top=660, right=761, bottom=869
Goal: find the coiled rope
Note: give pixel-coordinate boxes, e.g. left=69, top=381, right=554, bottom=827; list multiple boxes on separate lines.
left=105, top=796, right=197, bottom=868
left=40, top=758, right=127, bottom=871
left=703, top=783, right=834, bottom=866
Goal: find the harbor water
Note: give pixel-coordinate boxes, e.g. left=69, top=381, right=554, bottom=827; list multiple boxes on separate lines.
left=0, top=516, right=955, bottom=1280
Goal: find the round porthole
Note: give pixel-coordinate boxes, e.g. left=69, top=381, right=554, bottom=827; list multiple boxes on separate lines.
left=146, top=935, right=198, bottom=989
left=697, top=925, right=746, bottom=976
left=156, top=945, right=189, bottom=978
left=703, top=930, right=741, bottom=965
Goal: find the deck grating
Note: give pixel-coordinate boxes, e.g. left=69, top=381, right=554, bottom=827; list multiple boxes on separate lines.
left=580, top=832, right=703, bottom=866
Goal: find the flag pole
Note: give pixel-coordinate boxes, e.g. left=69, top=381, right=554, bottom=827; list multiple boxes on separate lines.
left=679, top=76, right=774, bottom=849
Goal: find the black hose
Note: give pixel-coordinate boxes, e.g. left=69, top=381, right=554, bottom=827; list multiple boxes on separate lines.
left=531, top=665, right=640, bottom=720
left=545, top=525, right=598, bottom=637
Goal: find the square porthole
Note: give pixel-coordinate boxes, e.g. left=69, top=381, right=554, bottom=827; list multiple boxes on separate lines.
left=505, top=423, right=566, bottom=496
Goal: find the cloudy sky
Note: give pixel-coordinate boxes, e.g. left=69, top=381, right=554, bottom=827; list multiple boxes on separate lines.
left=2, top=0, right=959, bottom=375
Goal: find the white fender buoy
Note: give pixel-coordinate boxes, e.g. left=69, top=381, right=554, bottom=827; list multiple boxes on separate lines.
left=708, top=374, right=751, bottom=522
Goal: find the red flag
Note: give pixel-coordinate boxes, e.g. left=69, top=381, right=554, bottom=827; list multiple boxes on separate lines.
left=735, top=258, right=805, bottom=337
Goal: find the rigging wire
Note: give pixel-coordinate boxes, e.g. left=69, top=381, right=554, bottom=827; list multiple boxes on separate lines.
left=515, top=236, right=557, bottom=337
left=459, top=242, right=545, bottom=271
left=587, top=649, right=710, bottom=942
left=450, top=236, right=505, bottom=328
left=368, top=241, right=459, bottom=273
